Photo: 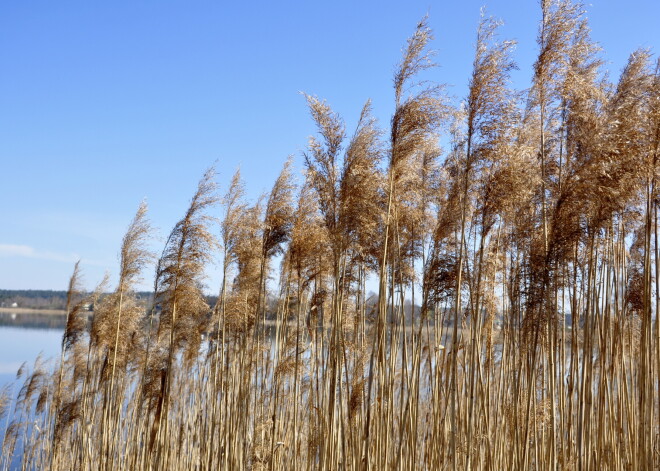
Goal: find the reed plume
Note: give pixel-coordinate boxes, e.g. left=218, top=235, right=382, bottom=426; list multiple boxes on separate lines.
left=3, top=5, right=660, bottom=470
left=91, top=201, right=153, bottom=382
left=148, top=167, right=218, bottom=458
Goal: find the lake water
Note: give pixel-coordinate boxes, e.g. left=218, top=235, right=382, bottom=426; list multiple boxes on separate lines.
left=0, top=313, right=63, bottom=470
left=0, top=312, right=64, bottom=392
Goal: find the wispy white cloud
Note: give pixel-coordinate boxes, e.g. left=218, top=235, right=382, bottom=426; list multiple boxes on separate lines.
left=0, top=243, right=113, bottom=269
left=0, top=244, right=79, bottom=263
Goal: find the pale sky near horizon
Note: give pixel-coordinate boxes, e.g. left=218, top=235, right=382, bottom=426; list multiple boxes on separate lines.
left=0, top=0, right=658, bottom=292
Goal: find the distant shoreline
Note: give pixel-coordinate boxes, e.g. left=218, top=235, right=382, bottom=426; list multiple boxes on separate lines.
left=0, top=307, right=66, bottom=315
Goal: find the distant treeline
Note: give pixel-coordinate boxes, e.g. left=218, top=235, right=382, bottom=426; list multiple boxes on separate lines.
left=0, top=290, right=219, bottom=311
left=0, top=290, right=70, bottom=310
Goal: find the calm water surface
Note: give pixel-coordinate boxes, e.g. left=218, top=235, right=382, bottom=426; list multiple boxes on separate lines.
left=0, top=314, right=69, bottom=469
left=0, top=313, right=64, bottom=391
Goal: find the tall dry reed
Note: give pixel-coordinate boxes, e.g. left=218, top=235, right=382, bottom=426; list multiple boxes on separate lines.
left=2, top=3, right=659, bottom=470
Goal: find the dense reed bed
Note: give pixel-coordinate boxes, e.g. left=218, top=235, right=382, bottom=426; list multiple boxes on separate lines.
left=2, top=1, right=659, bottom=469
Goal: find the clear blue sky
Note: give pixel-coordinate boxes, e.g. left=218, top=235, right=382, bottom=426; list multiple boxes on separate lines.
left=0, top=0, right=658, bottom=292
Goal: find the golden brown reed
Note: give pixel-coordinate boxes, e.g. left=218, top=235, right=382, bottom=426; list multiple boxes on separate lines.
left=3, top=4, right=660, bottom=470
